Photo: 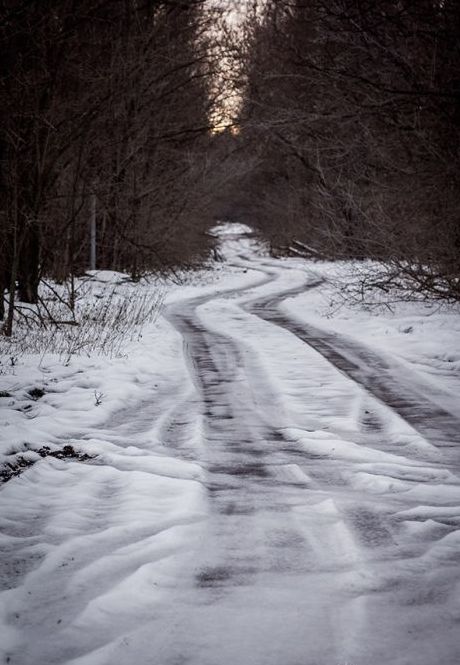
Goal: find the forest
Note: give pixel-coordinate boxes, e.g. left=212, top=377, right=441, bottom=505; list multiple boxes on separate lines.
left=1, top=0, right=459, bottom=339
left=231, top=0, right=460, bottom=301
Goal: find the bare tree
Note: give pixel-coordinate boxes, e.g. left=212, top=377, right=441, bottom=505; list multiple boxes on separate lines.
left=1, top=0, right=232, bottom=334
left=230, top=0, right=460, bottom=300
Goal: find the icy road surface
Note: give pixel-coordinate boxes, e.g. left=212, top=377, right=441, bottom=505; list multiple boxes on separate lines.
left=1, top=227, right=460, bottom=665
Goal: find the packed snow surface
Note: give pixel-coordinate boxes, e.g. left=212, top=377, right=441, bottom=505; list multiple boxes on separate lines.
left=1, top=225, right=460, bottom=665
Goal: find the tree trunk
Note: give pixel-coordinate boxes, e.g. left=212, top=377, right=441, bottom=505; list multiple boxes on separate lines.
left=17, top=218, right=40, bottom=303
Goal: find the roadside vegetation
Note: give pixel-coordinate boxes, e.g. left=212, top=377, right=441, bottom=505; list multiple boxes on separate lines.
left=0, top=0, right=232, bottom=341
left=223, top=0, right=460, bottom=303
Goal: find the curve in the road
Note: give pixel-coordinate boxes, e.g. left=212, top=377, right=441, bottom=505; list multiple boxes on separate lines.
left=242, top=270, right=460, bottom=454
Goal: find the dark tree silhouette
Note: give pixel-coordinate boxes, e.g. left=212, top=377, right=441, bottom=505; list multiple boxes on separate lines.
left=231, top=0, right=460, bottom=300
left=0, top=0, right=224, bottom=334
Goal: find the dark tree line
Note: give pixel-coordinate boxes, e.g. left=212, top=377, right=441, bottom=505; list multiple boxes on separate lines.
left=230, top=0, right=460, bottom=300
left=0, top=0, right=226, bottom=333
left=3, top=0, right=459, bottom=338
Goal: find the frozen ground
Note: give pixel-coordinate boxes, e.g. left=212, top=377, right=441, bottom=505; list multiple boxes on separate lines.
left=1, top=224, right=460, bottom=665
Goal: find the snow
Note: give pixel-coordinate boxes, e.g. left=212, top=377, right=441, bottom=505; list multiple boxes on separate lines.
left=280, top=260, right=460, bottom=419
left=208, top=221, right=255, bottom=237
left=1, top=223, right=460, bottom=665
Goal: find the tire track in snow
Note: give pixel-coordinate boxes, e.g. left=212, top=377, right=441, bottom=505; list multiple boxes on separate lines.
left=164, top=273, right=372, bottom=665
left=166, top=267, right=458, bottom=665
left=244, top=273, right=460, bottom=455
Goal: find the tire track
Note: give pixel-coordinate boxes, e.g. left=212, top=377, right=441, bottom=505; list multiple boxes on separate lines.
left=245, top=277, right=460, bottom=453
left=163, top=273, right=375, bottom=665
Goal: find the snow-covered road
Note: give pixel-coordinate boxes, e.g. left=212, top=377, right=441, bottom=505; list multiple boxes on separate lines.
left=1, top=227, right=460, bottom=665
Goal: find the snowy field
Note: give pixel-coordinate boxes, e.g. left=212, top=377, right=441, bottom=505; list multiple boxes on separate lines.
left=1, top=224, right=460, bottom=665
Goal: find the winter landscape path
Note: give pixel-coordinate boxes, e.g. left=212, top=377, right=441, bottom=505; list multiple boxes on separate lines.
left=1, top=227, right=460, bottom=665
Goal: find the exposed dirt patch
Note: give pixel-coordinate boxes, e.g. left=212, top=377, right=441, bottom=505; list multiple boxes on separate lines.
left=27, top=387, right=46, bottom=401
left=0, top=445, right=95, bottom=484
